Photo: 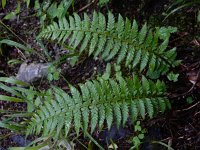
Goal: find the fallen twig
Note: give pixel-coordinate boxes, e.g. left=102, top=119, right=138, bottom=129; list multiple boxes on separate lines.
left=78, top=0, right=96, bottom=13
left=176, top=101, right=200, bottom=112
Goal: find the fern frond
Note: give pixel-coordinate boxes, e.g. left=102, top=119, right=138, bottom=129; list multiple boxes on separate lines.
left=39, top=12, right=180, bottom=76
left=26, top=76, right=170, bottom=137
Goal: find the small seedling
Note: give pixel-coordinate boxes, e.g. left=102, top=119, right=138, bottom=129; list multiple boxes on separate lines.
left=167, top=72, right=179, bottom=82
left=186, top=96, right=193, bottom=104
left=47, top=65, right=60, bottom=81
left=130, top=121, right=146, bottom=150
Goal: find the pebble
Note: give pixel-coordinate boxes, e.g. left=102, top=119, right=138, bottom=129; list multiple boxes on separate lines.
left=16, top=62, right=50, bottom=83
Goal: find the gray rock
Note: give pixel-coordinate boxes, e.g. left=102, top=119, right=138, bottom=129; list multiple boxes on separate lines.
left=16, top=62, right=49, bottom=83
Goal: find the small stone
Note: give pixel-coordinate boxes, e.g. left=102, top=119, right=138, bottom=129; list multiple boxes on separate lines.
left=16, top=62, right=50, bottom=83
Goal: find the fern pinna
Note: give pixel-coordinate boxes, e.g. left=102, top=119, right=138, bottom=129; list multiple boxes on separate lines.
left=38, top=12, right=180, bottom=77
left=26, top=76, right=170, bottom=137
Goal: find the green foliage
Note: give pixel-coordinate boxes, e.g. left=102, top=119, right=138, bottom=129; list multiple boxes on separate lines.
left=1, top=0, right=73, bottom=23
left=130, top=121, right=146, bottom=150
left=186, top=96, right=193, bottom=104
left=2, top=0, right=31, bottom=20
left=102, top=63, right=111, bottom=80
left=38, top=12, right=180, bottom=78
left=1, top=0, right=6, bottom=9
left=3, top=1, right=20, bottom=20
left=0, top=77, right=34, bottom=134
left=0, top=77, right=48, bottom=113
left=98, top=0, right=110, bottom=7
left=7, top=59, right=23, bottom=66
left=167, top=72, right=179, bottom=82
left=0, top=39, right=32, bottom=53
left=152, top=141, right=174, bottom=150
left=26, top=75, right=170, bottom=137
left=197, top=10, right=200, bottom=23
left=47, top=65, right=60, bottom=81
left=8, top=138, right=75, bottom=150
left=0, top=39, right=32, bottom=60
left=1, top=0, right=31, bottom=9
left=34, top=0, right=73, bottom=27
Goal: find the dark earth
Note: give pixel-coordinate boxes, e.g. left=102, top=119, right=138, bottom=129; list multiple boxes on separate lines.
left=0, top=0, right=200, bottom=149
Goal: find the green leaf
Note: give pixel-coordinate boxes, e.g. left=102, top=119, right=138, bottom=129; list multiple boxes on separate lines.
left=131, top=101, right=138, bottom=122
left=158, top=27, right=177, bottom=40
left=53, top=71, right=60, bottom=80
left=102, top=63, right=111, bottom=80
left=132, top=49, right=142, bottom=68
left=98, top=0, right=110, bottom=7
left=132, top=136, right=141, bottom=146
left=2, top=0, right=6, bottom=9
left=113, top=103, right=121, bottom=128
left=7, top=59, right=23, bottom=66
left=15, top=1, right=21, bottom=14
left=152, top=141, right=174, bottom=150
left=105, top=104, right=113, bottom=130
left=47, top=73, right=53, bottom=81
left=137, top=99, right=145, bottom=119
left=138, top=133, right=144, bottom=139
left=47, top=2, right=58, bottom=19
left=0, top=77, right=29, bottom=86
left=145, top=99, right=154, bottom=118
left=121, top=102, right=129, bottom=126
left=0, top=95, right=24, bottom=102
left=147, top=70, right=160, bottom=79
left=139, top=23, right=147, bottom=44
left=74, top=109, right=81, bottom=135
left=198, top=10, right=200, bottom=23
left=140, top=52, right=149, bottom=72
left=0, top=121, right=23, bottom=132
left=134, top=125, right=141, bottom=132
left=186, top=96, right=193, bottom=104
left=25, top=0, right=30, bottom=8
left=3, top=12, right=16, bottom=20
left=0, top=39, right=32, bottom=52
left=167, top=72, right=179, bottom=82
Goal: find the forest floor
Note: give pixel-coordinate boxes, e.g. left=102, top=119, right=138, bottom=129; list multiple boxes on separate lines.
left=0, top=0, right=200, bottom=149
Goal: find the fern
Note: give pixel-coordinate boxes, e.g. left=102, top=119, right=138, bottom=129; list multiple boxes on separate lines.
left=38, top=12, right=180, bottom=77
left=34, top=0, right=73, bottom=27
left=26, top=76, right=170, bottom=137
